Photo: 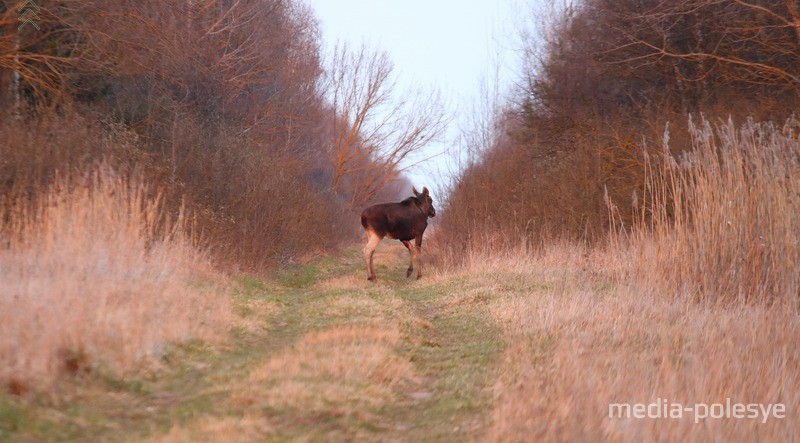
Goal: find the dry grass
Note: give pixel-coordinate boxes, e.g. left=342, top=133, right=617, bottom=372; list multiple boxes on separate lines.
left=323, top=293, right=403, bottom=321
left=3, top=118, right=797, bottom=440
left=0, top=166, right=229, bottom=391
left=469, top=118, right=800, bottom=441
left=231, top=323, right=417, bottom=416
left=632, top=117, right=800, bottom=304
left=153, top=415, right=273, bottom=443
left=466, top=244, right=799, bottom=442
left=234, top=298, right=281, bottom=334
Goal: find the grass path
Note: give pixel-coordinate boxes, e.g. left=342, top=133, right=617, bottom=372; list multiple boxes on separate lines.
left=1, top=244, right=505, bottom=442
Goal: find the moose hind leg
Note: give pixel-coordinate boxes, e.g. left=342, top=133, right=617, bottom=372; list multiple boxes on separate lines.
left=402, top=240, right=415, bottom=278
left=415, top=236, right=424, bottom=280
left=364, top=230, right=382, bottom=281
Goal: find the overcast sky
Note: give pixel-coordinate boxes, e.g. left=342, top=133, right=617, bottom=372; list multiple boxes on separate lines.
left=306, top=0, right=527, bottom=198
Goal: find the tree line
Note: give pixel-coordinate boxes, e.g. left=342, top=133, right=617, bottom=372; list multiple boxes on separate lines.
left=0, top=0, right=445, bottom=266
left=439, top=0, right=800, bottom=254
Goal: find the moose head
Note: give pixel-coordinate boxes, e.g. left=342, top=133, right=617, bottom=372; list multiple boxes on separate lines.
left=412, top=186, right=436, bottom=218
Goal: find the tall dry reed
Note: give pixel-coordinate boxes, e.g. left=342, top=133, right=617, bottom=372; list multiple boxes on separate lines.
left=0, top=165, right=229, bottom=391
left=450, top=117, right=800, bottom=440
left=634, top=117, right=800, bottom=305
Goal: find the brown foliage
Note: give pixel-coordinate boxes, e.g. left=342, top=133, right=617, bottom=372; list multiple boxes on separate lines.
left=0, top=0, right=400, bottom=267
left=439, top=0, right=800, bottom=259
left=0, top=165, right=230, bottom=389
left=439, top=115, right=604, bottom=253
left=632, top=117, right=800, bottom=304
left=530, top=0, right=800, bottom=118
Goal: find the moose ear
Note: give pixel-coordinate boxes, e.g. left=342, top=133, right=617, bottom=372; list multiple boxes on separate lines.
left=422, top=187, right=429, bottom=196
left=412, top=186, right=420, bottom=196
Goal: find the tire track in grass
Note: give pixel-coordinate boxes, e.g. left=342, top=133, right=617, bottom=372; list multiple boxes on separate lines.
left=225, top=244, right=506, bottom=441
left=1, top=246, right=506, bottom=442
left=392, top=278, right=505, bottom=441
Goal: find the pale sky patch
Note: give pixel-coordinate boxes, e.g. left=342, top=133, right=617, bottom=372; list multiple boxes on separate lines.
left=307, top=0, right=525, bottom=198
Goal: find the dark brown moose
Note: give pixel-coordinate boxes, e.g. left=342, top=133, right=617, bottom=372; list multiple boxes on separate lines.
left=360, top=187, right=436, bottom=282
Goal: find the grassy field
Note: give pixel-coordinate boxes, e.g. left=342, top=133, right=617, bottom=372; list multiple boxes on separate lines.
left=0, top=244, right=505, bottom=442
left=5, top=126, right=800, bottom=443
left=2, top=240, right=799, bottom=441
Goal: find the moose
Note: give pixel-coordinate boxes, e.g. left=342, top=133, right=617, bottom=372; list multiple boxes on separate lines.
left=361, top=186, right=436, bottom=282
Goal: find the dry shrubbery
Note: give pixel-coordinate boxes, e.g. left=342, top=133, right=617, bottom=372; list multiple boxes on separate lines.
left=437, top=2, right=800, bottom=433
left=445, top=115, right=800, bottom=304
left=439, top=0, right=800, bottom=251
left=436, top=0, right=800, bottom=304
left=446, top=113, right=800, bottom=441
left=0, top=166, right=229, bottom=391
left=0, top=0, right=427, bottom=395
left=0, top=0, right=418, bottom=268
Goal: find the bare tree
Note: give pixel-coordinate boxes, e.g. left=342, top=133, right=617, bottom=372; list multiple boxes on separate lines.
left=326, top=42, right=449, bottom=208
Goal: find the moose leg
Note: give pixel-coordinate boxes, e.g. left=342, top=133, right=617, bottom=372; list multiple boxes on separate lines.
left=402, top=240, right=415, bottom=278
left=415, top=236, right=424, bottom=280
left=364, top=230, right=383, bottom=281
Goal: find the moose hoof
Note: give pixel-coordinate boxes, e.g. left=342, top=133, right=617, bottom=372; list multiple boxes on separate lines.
left=416, top=273, right=422, bottom=280
left=406, top=267, right=413, bottom=278
left=367, top=276, right=376, bottom=282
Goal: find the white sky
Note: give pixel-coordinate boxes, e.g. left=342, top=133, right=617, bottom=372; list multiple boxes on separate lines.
left=306, top=0, right=526, bottom=198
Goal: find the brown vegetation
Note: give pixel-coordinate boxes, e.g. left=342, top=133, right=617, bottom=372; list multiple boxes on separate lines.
left=433, top=4, right=800, bottom=435
left=452, top=117, right=800, bottom=440
left=478, top=243, right=799, bottom=441
left=0, top=0, right=422, bottom=268
left=3, top=0, right=800, bottom=439
left=0, top=166, right=229, bottom=390
left=0, top=0, right=443, bottom=397
left=629, top=117, right=800, bottom=304
left=439, top=0, right=800, bottom=253
left=327, top=43, right=448, bottom=208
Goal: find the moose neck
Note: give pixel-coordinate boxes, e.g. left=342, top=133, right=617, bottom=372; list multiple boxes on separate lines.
left=413, top=197, right=429, bottom=218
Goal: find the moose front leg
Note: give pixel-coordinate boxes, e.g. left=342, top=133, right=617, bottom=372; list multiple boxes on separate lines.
left=415, top=236, right=424, bottom=280
left=402, top=240, right=415, bottom=278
